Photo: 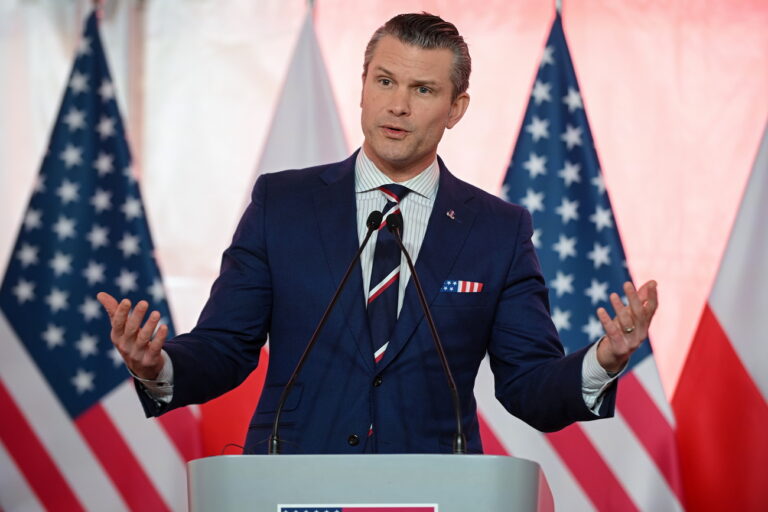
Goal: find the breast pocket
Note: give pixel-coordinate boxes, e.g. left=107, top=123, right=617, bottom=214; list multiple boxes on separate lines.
left=432, top=290, right=487, bottom=308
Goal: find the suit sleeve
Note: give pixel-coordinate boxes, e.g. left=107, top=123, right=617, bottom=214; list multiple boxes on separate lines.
left=137, top=175, right=273, bottom=416
left=487, top=207, right=616, bottom=432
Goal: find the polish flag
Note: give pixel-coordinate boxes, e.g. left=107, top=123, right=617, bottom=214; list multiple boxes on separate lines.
left=199, top=8, right=348, bottom=456
left=672, top=121, right=768, bottom=510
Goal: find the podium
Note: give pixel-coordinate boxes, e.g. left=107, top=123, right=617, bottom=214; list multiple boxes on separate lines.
left=187, top=454, right=553, bottom=511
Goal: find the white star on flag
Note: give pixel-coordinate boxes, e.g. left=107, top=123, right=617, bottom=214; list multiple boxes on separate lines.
left=24, top=209, right=43, bottom=231
left=52, top=215, right=77, bottom=240
left=525, top=115, right=550, bottom=141
left=42, top=324, right=65, bottom=349
left=586, top=242, right=611, bottom=269
left=551, top=271, right=575, bottom=297
left=75, top=334, right=99, bottom=358
left=60, top=144, right=83, bottom=168
left=98, top=79, right=115, bottom=101
left=56, top=179, right=80, bottom=204
left=531, top=80, right=552, bottom=105
left=49, top=252, right=73, bottom=276
left=71, top=368, right=95, bottom=394
left=90, top=188, right=112, bottom=212
left=562, top=87, right=583, bottom=113
left=555, top=197, right=579, bottom=224
left=560, top=124, right=583, bottom=149
left=12, top=279, right=35, bottom=304
left=558, top=161, right=581, bottom=186
left=63, top=107, right=86, bottom=131
left=115, top=269, right=138, bottom=294
left=86, top=225, right=109, bottom=249
left=520, top=188, right=545, bottom=213
left=45, top=288, right=70, bottom=313
left=93, top=151, right=114, bottom=175
left=82, top=261, right=106, bottom=285
left=96, top=116, right=116, bottom=139
left=551, top=306, right=572, bottom=331
left=68, top=71, right=89, bottom=94
left=552, top=234, right=577, bottom=260
left=523, top=152, right=548, bottom=178
left=589, top=205, right=614, bottom=231
left=78, top=297, right=102, bottom=322
left=16, top=243, right=39, bottom=267
left=121, top=197, right=142, bottom=220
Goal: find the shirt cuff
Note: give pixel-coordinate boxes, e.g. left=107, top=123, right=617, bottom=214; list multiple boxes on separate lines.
left=581, top=338, right=624, bottom=414
left=129, top=350, right=174, bottom=404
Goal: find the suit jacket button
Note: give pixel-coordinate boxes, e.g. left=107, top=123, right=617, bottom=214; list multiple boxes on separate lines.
left=373, top=376, right=383, bottom=387
left=347, top=434, right=360, bottom=446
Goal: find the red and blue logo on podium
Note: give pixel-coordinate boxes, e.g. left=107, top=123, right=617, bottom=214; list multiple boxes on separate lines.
left=279, top=506, right=438, bottom=511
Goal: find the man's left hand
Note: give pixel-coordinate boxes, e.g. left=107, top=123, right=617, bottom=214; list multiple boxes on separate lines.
left=595, top=280, right=658, bottom=373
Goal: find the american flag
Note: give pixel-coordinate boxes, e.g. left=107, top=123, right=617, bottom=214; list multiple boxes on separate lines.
left=475, top=12, right=685, bottom=511
left=0, top=12, right=199, bottom=511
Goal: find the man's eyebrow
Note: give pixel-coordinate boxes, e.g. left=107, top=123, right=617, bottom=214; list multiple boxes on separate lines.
left=373, top=66, right=442, bottom=87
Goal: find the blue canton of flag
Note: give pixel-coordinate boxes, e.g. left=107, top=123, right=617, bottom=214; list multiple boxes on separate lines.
left=500, top=15, right=651, bottom=369
left=0, top=12, right=174, bottom=419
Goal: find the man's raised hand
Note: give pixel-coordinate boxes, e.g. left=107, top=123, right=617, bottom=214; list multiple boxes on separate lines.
left=595, top=280, right=658, bottom=373
left=96, top=292, right=167, bottom=380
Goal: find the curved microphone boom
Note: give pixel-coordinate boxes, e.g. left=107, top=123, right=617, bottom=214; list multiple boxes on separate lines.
left=269, top=210, right=384, bottom=455
left=386, top=212, right=467, bottom=454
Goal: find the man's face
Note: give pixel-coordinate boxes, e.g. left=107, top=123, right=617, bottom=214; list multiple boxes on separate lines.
left=361, top=36, right=469, bottom=181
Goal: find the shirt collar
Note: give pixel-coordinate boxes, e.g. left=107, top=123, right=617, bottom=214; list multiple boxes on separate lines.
left=354, top=148, right=439, bottom=200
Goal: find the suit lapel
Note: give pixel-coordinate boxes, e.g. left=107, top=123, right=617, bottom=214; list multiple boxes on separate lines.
left=313, top=152, right=374, bottom=372
left=377, top=161, right=477, bottom=371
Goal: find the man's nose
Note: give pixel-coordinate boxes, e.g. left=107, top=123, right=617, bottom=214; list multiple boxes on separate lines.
left=387, top=87, right=410, bottom=116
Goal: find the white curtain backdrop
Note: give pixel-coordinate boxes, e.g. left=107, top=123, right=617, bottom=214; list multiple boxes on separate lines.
left=1, top=0, right=767, bottom=398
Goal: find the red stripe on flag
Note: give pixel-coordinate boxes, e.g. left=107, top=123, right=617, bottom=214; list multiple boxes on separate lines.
left=477, top=411, right=511, bottom=456
left=673, top=304, right=768, bottom=511
left=617, top=372, right=685, bottom=502
left=77, top=404, right=170, bottom=512
left=156, top=406, right=201, bottom=462
left=0, top=380, right=85, bottom=512
left=547, top=424, right=638, bottom=512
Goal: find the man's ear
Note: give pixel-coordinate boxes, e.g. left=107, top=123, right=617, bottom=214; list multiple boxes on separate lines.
left=446, top=92, right=470, bottom=129
left=360, top=72, right=367, bottom=108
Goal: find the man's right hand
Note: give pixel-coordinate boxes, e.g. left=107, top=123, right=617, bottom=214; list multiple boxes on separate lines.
left=96, top=292, right=168, bottom=380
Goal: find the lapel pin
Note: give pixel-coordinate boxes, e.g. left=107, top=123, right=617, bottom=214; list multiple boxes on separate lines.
left=446, top=209, right=456, bottom=220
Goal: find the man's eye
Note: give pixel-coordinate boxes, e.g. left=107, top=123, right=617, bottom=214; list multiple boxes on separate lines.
left=379, top=78, right=391, bottom=86
left=417, top=86, right=431, bottom=94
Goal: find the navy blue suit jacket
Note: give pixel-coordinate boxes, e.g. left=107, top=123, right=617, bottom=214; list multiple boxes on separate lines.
left=138, top=152, right=616, bottom=453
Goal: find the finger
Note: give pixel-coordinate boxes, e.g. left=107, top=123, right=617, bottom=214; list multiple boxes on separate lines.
left=111, top=299, right=132, bottom=338
left=96, top=292, right=119, bottom=319
left=597, top=306, right=622, bottom=341
left=643, top=280, right=659, bottom=319
left=609, top=292, right=626, bottom=317
left=137, top=310, right=161, bottom=345
left=624, top=282, right=645, bottom=322
left=124, top=300, right=149, bottom=339
left=148, top=324, right=168, bottom=357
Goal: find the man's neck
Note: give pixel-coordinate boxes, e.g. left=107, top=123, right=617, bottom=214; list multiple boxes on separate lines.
left=361, top=144, right=436, bottom=183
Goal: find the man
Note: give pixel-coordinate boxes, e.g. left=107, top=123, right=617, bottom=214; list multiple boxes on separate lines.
left=98, top=13, right=657, bottom=454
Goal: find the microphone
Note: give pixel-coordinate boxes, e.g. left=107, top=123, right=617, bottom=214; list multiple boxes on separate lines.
left=386, top=212, right=467, bottom=454
left=269, top=210, right=383, bottom=454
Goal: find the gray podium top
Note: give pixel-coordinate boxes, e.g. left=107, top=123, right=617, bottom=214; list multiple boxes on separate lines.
left=188, top=454, right=552, bottom=512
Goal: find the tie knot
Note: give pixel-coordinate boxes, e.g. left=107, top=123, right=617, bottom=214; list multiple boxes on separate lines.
left=379, top=184, right=410, bottom=203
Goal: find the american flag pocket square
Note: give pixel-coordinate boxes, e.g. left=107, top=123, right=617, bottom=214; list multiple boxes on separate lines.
left=441, top=280, right=484, bottom=293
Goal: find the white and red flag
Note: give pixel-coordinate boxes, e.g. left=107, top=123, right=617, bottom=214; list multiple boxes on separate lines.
left=673, top=120, right=768, bottom=510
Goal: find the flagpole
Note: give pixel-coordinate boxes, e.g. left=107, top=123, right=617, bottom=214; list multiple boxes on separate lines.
left=556, top=0, right=562, bottom=14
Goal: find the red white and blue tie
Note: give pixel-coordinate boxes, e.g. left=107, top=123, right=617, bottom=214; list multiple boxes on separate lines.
left=367, top=184, right=410, bottom=364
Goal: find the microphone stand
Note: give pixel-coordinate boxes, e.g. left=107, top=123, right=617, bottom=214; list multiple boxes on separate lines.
left=269, top=211, right=383, bottom=454
left=387, top=212, right=467, bottom=454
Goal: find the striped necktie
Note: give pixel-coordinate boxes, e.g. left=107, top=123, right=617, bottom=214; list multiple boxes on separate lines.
left=367, top=184, right=410, bottom=364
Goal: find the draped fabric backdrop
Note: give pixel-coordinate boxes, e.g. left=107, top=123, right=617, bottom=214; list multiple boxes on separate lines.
left=1, top=0, right=767, bottom=504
